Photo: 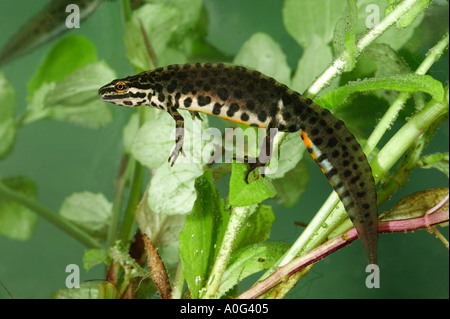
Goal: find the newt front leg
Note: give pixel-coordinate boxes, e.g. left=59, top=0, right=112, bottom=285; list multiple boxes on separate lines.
left=167, top=105, right=186, bottom=166
left=241, top=128, right=277, bottom=183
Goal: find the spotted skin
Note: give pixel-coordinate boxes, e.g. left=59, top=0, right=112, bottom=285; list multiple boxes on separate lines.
left=99, top=63, right=378, bottom=264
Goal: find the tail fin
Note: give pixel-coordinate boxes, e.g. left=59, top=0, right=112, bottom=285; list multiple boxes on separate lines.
left=300, top=107, right=378, bottom=264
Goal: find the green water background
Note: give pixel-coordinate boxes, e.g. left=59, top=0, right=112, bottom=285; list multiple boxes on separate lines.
left=0, top=0, right=448, bottom=298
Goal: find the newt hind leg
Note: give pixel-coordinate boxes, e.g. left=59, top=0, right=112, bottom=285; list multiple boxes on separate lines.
left=236, top=129, right=276, bottom=183
left=232, top=155, right=267, bottom=183
left=167, top=106, right=186, bottom=166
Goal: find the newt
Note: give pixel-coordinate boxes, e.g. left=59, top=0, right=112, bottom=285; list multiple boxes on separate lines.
left=99, top=63, right=378, bottom=264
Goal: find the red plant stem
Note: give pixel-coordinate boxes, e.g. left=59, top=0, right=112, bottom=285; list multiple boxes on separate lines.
left=238, top=207, right=449, bottom=299
left=381, top=210, right=448, bottom=232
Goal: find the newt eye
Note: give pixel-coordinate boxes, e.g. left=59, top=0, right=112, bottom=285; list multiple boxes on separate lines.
left=115, top=81, right=127, bottom=92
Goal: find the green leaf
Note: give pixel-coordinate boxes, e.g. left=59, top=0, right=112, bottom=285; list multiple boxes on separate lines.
left=356, top=0, right=425, bottom=51
left=46, top=61, right=116, bottom=106
left=125, top=0, right=204, bottom=69
left=217, top=242, right=290, bottom=298
left=134, top=110, right=212, bottom=215
left=291, top=37, right=333, bottom=93
left=158, top=240, right=181, bottom=267
left=140, top=110, right=211, bottom=215
left=332, top=94, right=389, bottom=132
left=234, top=205, right=276, bottom=251
left=417, top=152, right=449, bottom=178
left=366, top=43, right=412, bottom=76
left=0, top=73, right=16, bottom=159
left=179, top=170, right=228, bottom=299
left=47, top=99, right=114, bottom=129
left=51, top=282, right=99, bottom=299
left=132, top=110, right=211, bottom=169
left=316, top=74, right=445, bottom=109
left=135, top=190, right=186, bottom=246
left=24, top=36, right=115, bottom=128
left=386, top=0, right=432, bottom=28
left=283, top=0, right=347, bottom=47
left=380, top=188, right=449, bottom=221
left=0, top=177, right=38, bottom=241
left=229, top=163, right=277, bottom=207
left=83, top=248, right=109, bottom=271
left=148, top=163, right=205, bottom=215
left=333, top=0, right=358, bottom=71
left=21, top=83, right=55, bottom=124
left=131, top=112, right=179, bottom=169
left=364, top=43, right=415, bottom=104
left=233, top=32, right=291, bottom=85
left=265, top=131, right=306, bottom=179
left=125, top=3, right=184, bottom=70
left=59, top=192, right=112, bottom=241
left=27, top=35, right=97, bottom=101
left=25, top=62, right=116, bottom=128
left=344, top=0, right=358, bottom=55
left=272, top=161, right=309, bottom=208
left=152, top=0, right=203, bottom=31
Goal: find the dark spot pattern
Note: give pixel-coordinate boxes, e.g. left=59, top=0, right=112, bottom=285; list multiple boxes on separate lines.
left=240, top=112, right=249, bottom=122
left=167, top=80, right=177, bottom=93
left=327, top=137, right=338, bottom=148
left=326, top=168, right=338, bottom=179
left=197, top=95, right=211, bottom=106
left=217, top=88, right=229, bottom=101
left=317, top=153, right=327, bottom=163
left=234, top=90, right=244, bottom=99
left=269, top=103, right=279, bottom=117
left=100, top=63, right=378, bottom=264
left=309, top=117, right=318, bottom=125
left=246, top=100, right=255, bottom=111
left=312, top=137, right=323, bottom=146
left=258, top=111, right=267, bottom=123
left=212, top=102, right=221, bottom=115
left=227, top=103, right=239, bottom=117
left=183, top=97, right=192, bottom=108
left=350, top=175, right=360, bottom=184
left=282, top=111, right=291, bottom=122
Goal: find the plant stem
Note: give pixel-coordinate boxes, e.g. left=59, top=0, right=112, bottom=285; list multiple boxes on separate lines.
left=201, top=204, right=257, bottom=299
left=107, top=154, right=132, bottom=247
left=305, top=0, right=425, bottom=97
left=371, top=86, right=449, bottom=181
left=239, top=207, right=449, bottom=299
left=294, top=84, right=448, bottom=265
left=118, top=108, right=147, bottom=244
left=376, top=114, right=448, bottom=206
left=330, top=84, right=449, bottom=239
left=120, top=0, right=132, bottom=23
left=365, top=32, right=449, bottom=155
left=170, top=260, right=185, bottom=299
left=0, top=181, right=102, bottom=249
left=416, top=32, right=450, bottom=75
left=118, top=161, right=145, bottom=243
left=258, top=0, right=438, bottom=287
left=328, top=34, right=450, bottom=235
